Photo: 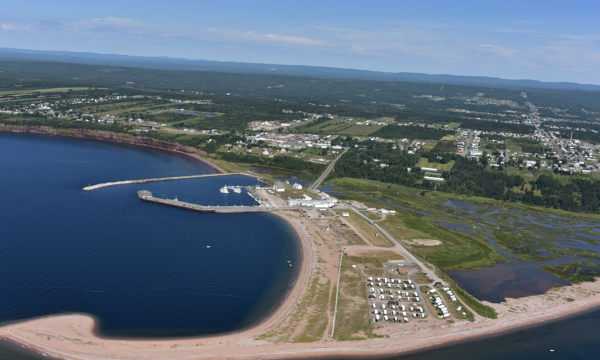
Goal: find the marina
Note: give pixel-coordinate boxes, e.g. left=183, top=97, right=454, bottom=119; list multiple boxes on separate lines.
left=220, top=185, right=242, bottom=193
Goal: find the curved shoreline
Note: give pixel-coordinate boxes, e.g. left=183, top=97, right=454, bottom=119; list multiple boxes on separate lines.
left=2, top=129, right=600, bottom=358
left=1, top=282, right=600, bottom=360
left=0, top=211, right=313, bottom=358
left=1, top=212, right=599, bottom=360
left=0, top=126, right=228, bottom=174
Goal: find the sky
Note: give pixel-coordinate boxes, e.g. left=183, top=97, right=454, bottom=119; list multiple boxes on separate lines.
left=1, top=0, right=599, bottom=84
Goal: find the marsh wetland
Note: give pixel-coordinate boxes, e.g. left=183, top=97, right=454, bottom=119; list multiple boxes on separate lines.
left=322, top=178, right=600, bottom=303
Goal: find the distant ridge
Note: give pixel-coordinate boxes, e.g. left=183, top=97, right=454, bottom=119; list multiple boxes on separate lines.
left=0, top=47, right=598, bottom=92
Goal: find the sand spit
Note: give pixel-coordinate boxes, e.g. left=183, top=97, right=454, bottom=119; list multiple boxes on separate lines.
left=1, top=210, right=599, bottom=359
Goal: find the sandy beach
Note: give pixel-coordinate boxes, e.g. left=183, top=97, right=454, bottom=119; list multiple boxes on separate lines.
left=1, top=209, right=599, bottom=359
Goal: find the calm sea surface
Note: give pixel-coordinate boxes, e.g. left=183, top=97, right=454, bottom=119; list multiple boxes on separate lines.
left=0, top=133, right=300, bottom=338
left=2, top=133, right=600, bottom=359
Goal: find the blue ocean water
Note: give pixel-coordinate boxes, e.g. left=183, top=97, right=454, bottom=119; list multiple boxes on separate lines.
left=1, top=134, right=600, bottom=358
left=0, top=133, right=300, bottom=337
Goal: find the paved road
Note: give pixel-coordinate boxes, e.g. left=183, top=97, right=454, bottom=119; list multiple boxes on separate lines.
left=308, top=147, right=349, bottom=192
left=349, top=208, right=448, bottom=288
left=460, top=130, right=474, bottom=157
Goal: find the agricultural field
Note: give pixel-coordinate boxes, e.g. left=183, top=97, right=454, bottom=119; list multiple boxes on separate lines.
left=417, top=158, right=455, bottom=171
left=336, top=125, right=384, bottom=136
left=0, top=87, right=93, bottom=96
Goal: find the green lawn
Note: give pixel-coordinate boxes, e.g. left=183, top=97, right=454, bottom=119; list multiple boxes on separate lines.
left=417, top=158, right=455, bottom=171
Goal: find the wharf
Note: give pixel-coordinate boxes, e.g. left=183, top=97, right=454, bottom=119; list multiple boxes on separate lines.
left=137, top=190, right=271, bottom=214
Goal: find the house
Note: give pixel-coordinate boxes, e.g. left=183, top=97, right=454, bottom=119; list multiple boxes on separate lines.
left=293, top=183, right=303, bottom=190
left=302, top=194, right=313, bottom=201
left=273, top=182, right=286, bottom=192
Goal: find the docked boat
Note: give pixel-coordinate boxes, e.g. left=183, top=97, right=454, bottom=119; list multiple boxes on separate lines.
left=233, top=187, right=242, bottom=193
left=220, top=186, right=229, bottom=194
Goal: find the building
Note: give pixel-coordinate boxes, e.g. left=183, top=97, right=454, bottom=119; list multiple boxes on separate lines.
left=293, top=183, right=303, bottom=190
left=342, top=212, right=350, bottom=217
left=273, top=182, right=286, bottom=192
left=470, top=150, right=483, bottom=156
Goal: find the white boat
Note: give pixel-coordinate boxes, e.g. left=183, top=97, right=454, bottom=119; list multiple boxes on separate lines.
left=233, top=187, right=242, bottom=193
left=220, top=186, right=229, bottom=194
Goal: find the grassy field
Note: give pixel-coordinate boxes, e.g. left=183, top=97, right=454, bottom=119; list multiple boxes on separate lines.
left=323, top=178, right=507, bottom=272
left=93, top=106, right=149, bottom=116
left=343, top=212, right=394, bottom=247
left=538, top=261, right=600, bottom=284
left=336, top=125, right=383, bottom=136
left=447, top=122, right=462, bottom=129
left=505, top=140, right=523, bottom=153
left=417, top=158, right=455, bottom=171
left=334, top=250, right=405, bottom=340
left=422, top=141, right=437, bottom=151
left=441, top=134, right=462, bottom=141
left=0, top=87, right=93, bottom=96
left=333, top=260, right=376, bottom=340
left=305, top=119, right=338, bottom=132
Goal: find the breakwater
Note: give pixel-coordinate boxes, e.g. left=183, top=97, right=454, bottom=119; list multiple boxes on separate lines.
left=137, top=190, right=271, bottom=213
left=83, top=173, right=242, bottom=191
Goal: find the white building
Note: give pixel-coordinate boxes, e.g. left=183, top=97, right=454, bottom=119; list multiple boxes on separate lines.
left=273, top=182, right=286, bottom=192
left=293, top=183, right=303, bottom=190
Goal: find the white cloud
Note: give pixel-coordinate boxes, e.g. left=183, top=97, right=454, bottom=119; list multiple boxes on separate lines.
left=1, top=22, right=35, bottom=31
left=480, top=44, right=520, bottom=57
left=92, top=17, right=142, bottom=26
